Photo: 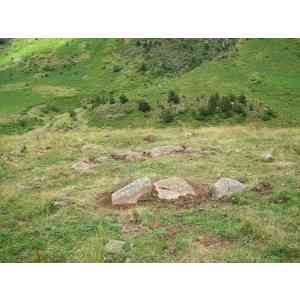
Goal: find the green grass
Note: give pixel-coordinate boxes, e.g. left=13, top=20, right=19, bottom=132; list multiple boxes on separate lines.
left=1, top=39, right=300, bottom=126
left=0, top=125, right=299, bottom=262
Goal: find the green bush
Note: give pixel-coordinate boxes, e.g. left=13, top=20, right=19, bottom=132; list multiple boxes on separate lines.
left=159, top=109, right=175, bottom=123
left=219, top=96, right=233, bottom=113
left=112, top=65, right=122, bottom=73
left=208, top=93, right=220, bottom=114
left=119, top=95, right=129, bottom=104
left=138, top=100, right=151, bottom=113
left=260, top=107, right=275, bottom=121
left=41, top=104, right=60, bottom=114
left=238, top=94, right=247, bottom=105
left=168, top=90, right=180, bottom=104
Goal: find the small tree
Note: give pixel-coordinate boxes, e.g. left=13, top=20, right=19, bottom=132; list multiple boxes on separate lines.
left=208, top=93, right=220, bottom=114
left=119, top=94, right=129, bottom=104
left=138, top=100, right=151, bottom=113
left=238, top=94, right=247, bottom=105
left=159, top=109, right=175, bottom=123
left=168, top=90, right=180, bottom=104
left=220, top=96, right=232, bottom=113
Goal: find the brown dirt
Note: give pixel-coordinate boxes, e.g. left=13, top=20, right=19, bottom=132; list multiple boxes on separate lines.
left=252, top=182, right=273, bottom=194
left=195, top=234, right=232, bottom=249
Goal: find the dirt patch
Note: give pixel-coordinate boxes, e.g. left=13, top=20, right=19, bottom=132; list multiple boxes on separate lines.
left=95, top=192, right=113, bottom=211
left=195, top=234, right=232, bottom=249
left=252, top=182, right=273, bottom=194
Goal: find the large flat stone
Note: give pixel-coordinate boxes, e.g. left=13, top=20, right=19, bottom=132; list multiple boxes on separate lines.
left=153, top=177, right=196, bottom=201
left=112, top=177, right=152, bottom=206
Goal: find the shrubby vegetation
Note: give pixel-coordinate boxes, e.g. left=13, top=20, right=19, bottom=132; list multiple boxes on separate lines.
left=121, top=38, right=238, bottom=77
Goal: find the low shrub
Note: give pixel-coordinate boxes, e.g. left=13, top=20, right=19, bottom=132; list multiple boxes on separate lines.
left=159, top=109, right=175, bottom=123
left=168, top=90, right=180, bottom=104
left=138, top=100, right=151, bottom=113
left=41, top=104, right=60, bottom=114
left=119, top=95, right=129, bottom=104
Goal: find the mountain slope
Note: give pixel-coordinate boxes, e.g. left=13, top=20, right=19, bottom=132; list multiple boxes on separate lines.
left=0, top=38, right=300, bottom=126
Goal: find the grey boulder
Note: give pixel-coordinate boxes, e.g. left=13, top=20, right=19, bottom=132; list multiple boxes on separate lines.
left=212, top=178, right=245, bottom=199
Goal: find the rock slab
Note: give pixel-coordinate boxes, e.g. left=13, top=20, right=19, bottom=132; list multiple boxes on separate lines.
left=112, top=177, right=152, bottom=206
left=153, top=177, right=196, bottom=201
left=212, top=178, right=245, bottom=199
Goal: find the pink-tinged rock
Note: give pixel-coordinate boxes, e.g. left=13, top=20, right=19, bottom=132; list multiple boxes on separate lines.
left=112, top=177, right=152, bottom=206
left=153, top=177, right=196, bottom=201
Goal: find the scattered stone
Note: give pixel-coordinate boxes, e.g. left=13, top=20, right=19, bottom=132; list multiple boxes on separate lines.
left=252, top=182, right=273, bottom=194
left=263, top=153, right=274, bottom=162
left=153, top=177, right=196, bottom=201
left=104, top=240, right=125, bottom=255
left=112, top=177, right=152, bottom=206
left=145, top=145, right=185, bottom=158
left=212, top=178, right=246, bottom=200
left=71, top=160, right=97, bottom=172
left=111, top=151, right=145, bottom=162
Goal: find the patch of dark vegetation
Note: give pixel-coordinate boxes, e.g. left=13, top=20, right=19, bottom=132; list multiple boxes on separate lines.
left=168, top=90, right=180, bottom=104
left=138, top=100, right=151, bottom=113
left=41, top=104, right=61, bottom=114
left=0, top=38, right=12, bottom=47
left=120, top=39, right=238, bottom=77
left=119, top=94, right=129, bottom=104
left=264, top=242, right=300, bottom=262
left=0, top=118, right=43, bottom=135
left=192, top=93, right=275, bottom=122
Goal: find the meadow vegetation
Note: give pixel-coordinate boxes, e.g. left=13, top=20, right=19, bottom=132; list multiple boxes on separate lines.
left=0, top=39, right=299, bottom=262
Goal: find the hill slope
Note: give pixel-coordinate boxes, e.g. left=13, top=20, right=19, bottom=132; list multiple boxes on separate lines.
left=0, top=38, right=300, bottom=130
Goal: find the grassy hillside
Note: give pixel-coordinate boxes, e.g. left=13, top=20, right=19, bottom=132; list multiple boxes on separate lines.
left=0, top=39, right=300, bottom=127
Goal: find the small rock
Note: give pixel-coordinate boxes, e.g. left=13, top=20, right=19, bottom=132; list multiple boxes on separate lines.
left=145, top=145, right=185, bottom=158
left=263, top=153, right=274, bottom=162
left=153, top=177, right=196, bottom=201
left=212, top=178, right=246, bottom=200
left=112, top=177, right=152, bottom=206
left=104, top=240, right=125, bottom=255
